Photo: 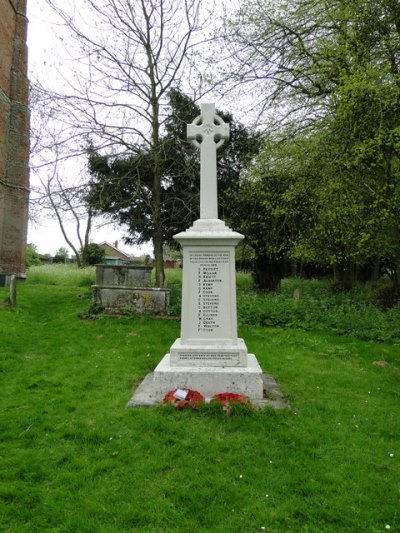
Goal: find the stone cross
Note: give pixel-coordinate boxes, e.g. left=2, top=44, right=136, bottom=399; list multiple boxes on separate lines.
left=187, top=103, right=229, bottom=220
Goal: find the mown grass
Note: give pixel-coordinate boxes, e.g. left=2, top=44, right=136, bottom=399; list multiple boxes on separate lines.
left=0, top=266, right=399, bottom=531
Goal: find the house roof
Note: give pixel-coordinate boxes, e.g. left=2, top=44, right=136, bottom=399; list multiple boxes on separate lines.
left=99, top=242, right=131, bottom=260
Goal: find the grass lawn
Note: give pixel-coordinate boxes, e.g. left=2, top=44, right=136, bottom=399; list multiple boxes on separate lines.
left=0, top=266, right=399, bottom=532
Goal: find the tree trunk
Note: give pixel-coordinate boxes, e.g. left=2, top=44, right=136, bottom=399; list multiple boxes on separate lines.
left=153, top=225, right=165, bottom=288
left=47, top=185, right=82, bottom=268
left=333, top=263, right=355, bottom=290
left=395, top=260, right=400, bottom=287
left=151, top=99, right=165, bottom=288
left=152, top=151, right=165, bottom=287
left=253, top=255, right=284, bottom=292
left=371, top=260, right=380, bottom=283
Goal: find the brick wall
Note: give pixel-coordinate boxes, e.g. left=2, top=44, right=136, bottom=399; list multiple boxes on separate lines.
left=0, top=0, right=29, bottom=278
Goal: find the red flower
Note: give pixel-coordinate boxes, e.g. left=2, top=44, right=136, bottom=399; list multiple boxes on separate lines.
left=163, top=389, right=205, bottom=409
left=211, top=392, right=250, bottom=406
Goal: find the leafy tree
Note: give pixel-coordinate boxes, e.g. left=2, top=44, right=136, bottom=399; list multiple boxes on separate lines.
left=26, top=244, right=42, bottom=268
left=222, top=0, right=400, bottom=130
left=222, top=0, right=400, bottom=287
left=235, top=120, right=399, bottom=289
left=81, top=244, right=106, bottom=266
left=87, top=89, right=262, bottom=259
left=225, top=137, right=313, bottom=291
left=53, top=247, right=70, bottom=264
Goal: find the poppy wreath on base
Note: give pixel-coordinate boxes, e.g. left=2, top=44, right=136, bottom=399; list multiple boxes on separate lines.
left=163, top=389, right=205, bottom=409
left=211, top=393, right=250, bottom=407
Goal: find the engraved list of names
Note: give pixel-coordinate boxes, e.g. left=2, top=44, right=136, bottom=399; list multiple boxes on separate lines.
left=189, top=250, right=230, bottom=335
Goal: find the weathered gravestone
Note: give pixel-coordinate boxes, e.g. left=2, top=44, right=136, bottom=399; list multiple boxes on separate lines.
left=92, top=264, right=169, bottom=316
left=128, top=103, right=267, bottom=404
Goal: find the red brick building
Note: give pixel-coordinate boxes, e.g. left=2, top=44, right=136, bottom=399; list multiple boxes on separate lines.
left=0, top=0, right=29, bottom=280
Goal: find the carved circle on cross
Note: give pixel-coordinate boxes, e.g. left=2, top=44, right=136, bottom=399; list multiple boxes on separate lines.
left=189, top=113, right=228, bottom=149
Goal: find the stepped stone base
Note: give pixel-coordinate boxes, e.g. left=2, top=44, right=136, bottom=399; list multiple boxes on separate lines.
left=127, top=353, right=268, bottom=405
left=127, top=365, right=287, bottom=409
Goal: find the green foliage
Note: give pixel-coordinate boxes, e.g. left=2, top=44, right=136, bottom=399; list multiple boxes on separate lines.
left=26, top=243, right=41, bottom=268
left=166, top=270, right=400, bottom=343
left=53, top=246, right=69, bottom=263
left=166, top=278, right=182, bottom=317
left=237, top=278, right=400, bottom=342
left=0, top=277, right=399, bottom=532
left=81, top=301, right=105, bottom=318
left=224, top=0, right=400, bottom=284
left=81, top=243, right=106, bottom=266
left=373, top=284, right=400, bottom=310
left=224, top=138, right=309, bottom=290
left=87, top=89, right=262, bottom=247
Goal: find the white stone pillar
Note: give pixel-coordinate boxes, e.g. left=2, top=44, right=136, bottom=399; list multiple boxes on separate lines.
left=151, top=104, right=263, bottom=400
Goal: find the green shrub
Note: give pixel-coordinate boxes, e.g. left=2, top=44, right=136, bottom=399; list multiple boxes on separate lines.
left=236, top=277, right=400, bottom=342
left=373, top=284, right=400, bottom=310
left=81, top=243, right=106, bottom=266
left=26, top=243, right=42, bottom=268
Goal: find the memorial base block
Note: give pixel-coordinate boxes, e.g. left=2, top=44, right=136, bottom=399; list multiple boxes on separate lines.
left=169, top=338, right=248, bottom=367
left=149, top=353, right=264, bottom=400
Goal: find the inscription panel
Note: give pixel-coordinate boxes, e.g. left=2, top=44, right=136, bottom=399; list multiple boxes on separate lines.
left=178, top=352, right=238, bottom=363
left=182, top=250, right=233, bottom=339
left=190, top=251, right=229, bottom=335
left=172, top=244, right=246, bottom=367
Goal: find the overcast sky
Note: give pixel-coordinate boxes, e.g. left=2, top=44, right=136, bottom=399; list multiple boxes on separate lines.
left=25, top=0, right=243, bottom=258
left=26, top=2, right=154, bottom=257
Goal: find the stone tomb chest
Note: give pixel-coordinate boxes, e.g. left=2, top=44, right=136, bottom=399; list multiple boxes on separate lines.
left=96, top=264, right=152, bottom=287
left=93, top=264, right=169, bottom=316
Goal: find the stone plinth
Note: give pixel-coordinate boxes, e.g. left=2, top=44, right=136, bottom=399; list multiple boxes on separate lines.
left=143, top=218, right=264, bottom=401
left=170, top=219, right=247, bottom=367
left=153, top=353, right=263, bottom=399
left=169, top=338, right=248, bottom=367
left=127, top=371, right=287, bottom=409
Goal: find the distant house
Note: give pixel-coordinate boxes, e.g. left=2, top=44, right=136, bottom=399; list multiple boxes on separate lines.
left=162, top=244, right=182, bottom=269
left=164, top=259, right=182, bottom=269
left=99, top=241, right=131, bottom=264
